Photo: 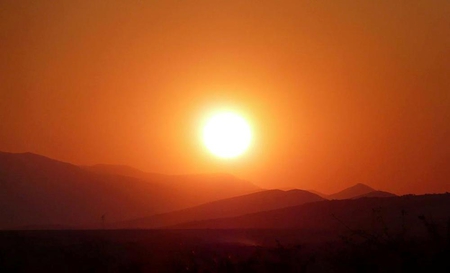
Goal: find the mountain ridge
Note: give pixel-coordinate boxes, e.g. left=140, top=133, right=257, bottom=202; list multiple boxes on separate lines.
left=0, top=151, right=260, bottom=229
left=328, top=183, right=376, bottom=200
left=171, top=193, right=450, bottom=233
left=115, top=189, right=324, bottom=229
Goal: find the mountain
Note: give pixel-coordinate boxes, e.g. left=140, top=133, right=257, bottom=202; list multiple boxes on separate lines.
left=319, top=184, right=396, bottom=200
left=87, top=165, right=261, bottom=206
left=0, top=152, right=260, bottom=229
left=0, top=152, right=166, bottom=229
left=172, top=194, right=450, bottom=238
left=115, top=189, right=324, bottom=229
left=308, top=190, right=329, bottom=199
left=353, top=190, right=397, bottom=199
left=328, top=183, right=376, bottom=200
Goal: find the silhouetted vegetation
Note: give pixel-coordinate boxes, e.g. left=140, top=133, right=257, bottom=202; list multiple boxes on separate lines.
left=1, top=214, right=450, bottom=273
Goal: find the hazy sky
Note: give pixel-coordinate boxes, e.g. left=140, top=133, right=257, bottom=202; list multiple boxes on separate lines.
left=1, top=0, right=449, bottom=194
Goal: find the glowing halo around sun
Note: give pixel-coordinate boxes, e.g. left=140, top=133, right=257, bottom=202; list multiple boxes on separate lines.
left=202, top=112, right=252, bottom=158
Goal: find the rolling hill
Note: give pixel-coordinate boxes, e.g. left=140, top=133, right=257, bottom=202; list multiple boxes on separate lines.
left=115, top=189, right=324, bottom=229
left=313, top=184, right=395, bottom=200
left=353, top=190, right=397, bottom=199
left=87, top=164, right=261, bottom=206
left=0, top=152, right=260, bottom=229
left=172, top=193, right=450, bottom=239
left=328, top=183, right=376, bottom=200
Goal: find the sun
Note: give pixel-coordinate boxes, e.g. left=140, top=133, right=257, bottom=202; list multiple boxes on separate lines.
left=202, top=112, right=252, bottom=158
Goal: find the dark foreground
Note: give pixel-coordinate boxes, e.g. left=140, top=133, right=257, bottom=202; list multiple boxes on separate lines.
left=1, top=228, right=449, bottom=273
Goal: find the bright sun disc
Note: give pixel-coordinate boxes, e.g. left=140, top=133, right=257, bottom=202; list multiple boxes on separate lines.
left=203, top=112, right=252, bottom=158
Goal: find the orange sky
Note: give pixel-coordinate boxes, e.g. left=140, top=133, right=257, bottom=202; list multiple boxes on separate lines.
left=1, top=0, right=449, bottom=195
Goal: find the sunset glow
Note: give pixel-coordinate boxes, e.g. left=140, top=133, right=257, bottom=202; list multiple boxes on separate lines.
left=202, top=112, right=252, bottom=158
left=1, top=1, right=450, bottom=270
left=1, top=0, right=450, bottom=195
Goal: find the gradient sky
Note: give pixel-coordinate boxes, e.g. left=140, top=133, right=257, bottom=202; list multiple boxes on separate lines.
left=1, top=0, right=449, bottom=194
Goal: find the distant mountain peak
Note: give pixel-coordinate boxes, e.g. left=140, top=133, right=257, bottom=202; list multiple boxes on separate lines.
left=351, top=183, right=375, bottom=190
left=0, top=151, right=262, bottom=229
left=328, top=183, right=376, bottom=200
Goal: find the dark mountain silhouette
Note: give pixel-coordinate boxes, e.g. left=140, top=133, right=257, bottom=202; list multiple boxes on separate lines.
left=315, top=184, right=395, bottom=200
left=172, top=194, right=450, bottom=238
left=87, top=164, right=261, bottom=206
left=0, top=152, right=259, bottom=229
left=115, top=189, right=324, bottom=229
left=353, top=190, right=397, bottom=199
left=308, top=190, right=329, bottom=199
left=328, top=183, right=376, bottom=199
left=0, top=152, right=165, bottom=229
